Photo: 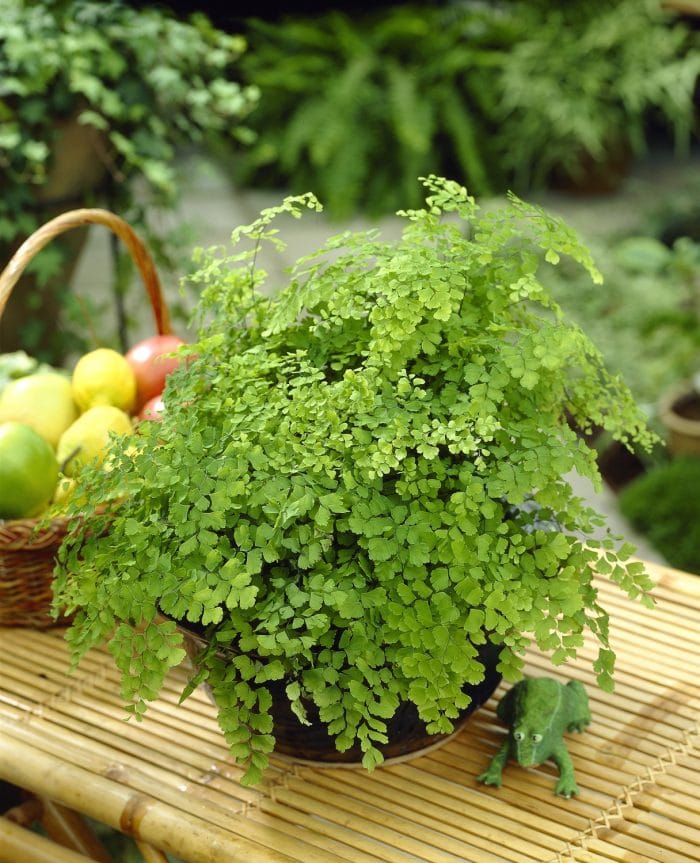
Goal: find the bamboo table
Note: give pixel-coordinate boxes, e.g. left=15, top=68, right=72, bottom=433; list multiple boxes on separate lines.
left=1, top=560, right=700, bottom=863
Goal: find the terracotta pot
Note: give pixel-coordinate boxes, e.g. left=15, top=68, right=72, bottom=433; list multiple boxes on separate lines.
left=550, top=138, right=632, bottom=196
left=659, top=386, right=700, bottom=457
left=179, top=625, right=502, bottom=766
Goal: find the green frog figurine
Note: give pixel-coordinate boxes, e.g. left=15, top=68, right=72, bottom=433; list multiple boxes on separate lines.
left=478, top=677, right=591, bottom=798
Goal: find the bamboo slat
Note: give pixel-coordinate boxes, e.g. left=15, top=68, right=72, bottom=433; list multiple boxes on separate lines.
left=1, top=559, right=700, bottom=863
left=0, top=816, right=96, bottom=863
left=135, top=841, right=170, bottom=863
left=38, top=798, right=112, bottom=863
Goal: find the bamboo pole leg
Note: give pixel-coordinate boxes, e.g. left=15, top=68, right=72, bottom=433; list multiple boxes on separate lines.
left=40, top=798, right=113, bottom=863
left=0, top=815, right=96, bottom=863
left=3, top=796, right=43, bottom=827
left=0, top=735, right=298, bottom=863
left=136, top=840, right=170, bottom=863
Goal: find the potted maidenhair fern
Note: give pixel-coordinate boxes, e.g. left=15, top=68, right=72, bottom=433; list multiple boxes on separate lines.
left=54, top=177, right=657, bottom=785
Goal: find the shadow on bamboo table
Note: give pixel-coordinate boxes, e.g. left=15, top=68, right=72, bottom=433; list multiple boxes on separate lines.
left=1, top=559, right=700, bottom=863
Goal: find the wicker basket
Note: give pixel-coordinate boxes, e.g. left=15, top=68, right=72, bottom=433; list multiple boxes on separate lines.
left=0, top=208, right=170, bottom=627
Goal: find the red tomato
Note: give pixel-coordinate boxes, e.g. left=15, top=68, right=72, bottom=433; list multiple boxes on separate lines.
left=138, top=395, right=165, bottom=422
left=125, top=334, right=186, bottom=411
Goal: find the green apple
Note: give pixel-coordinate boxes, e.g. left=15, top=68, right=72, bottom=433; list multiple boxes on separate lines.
left=0, top=422, right=59, bottom=519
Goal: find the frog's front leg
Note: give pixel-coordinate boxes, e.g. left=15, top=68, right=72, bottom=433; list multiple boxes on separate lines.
left=478, top=740, right=511, bottom=788
left=565, top=680, right=591, bottom=733
left=551, top=741, right=579, bottom=798
left=567, top=716, right=590, bottom=734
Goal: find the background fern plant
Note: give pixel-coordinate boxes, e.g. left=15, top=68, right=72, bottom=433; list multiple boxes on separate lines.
left=236, top=0, right=699, bottom=218
left=55, top=177, right=656, bottom=785
left=498, top=0, right=700, bottom=190
left=235, top=4, right=511, bottom=218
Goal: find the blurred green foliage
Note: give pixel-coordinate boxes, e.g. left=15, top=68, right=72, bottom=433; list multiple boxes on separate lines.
left=237, top=3, right=507, bottom=217
left=236, top=0, right=700, bottom=218
left=619, top=456, right=700, bottom=574
left=0, top=0, right=257, bottom=359
left=541, top=232, right=700, bottom=408
left=496, top=0, right=700, bottom=189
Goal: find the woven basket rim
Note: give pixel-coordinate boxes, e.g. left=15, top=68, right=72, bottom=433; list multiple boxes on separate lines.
left=0, top=514, right=72, bottom=550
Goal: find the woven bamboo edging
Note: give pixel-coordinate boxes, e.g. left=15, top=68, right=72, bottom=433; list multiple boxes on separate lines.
left=1, top=560, right=700, bottom=862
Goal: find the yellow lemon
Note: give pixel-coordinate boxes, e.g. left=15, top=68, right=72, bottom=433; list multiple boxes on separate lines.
left=0, top=371, right=78, bottom=449
left=49, top=473, right=90, bottom=514
left=52, top=474, right=77, bottom=505
left=56, top=406, right=133, bottom=477
left=72, top=348, right=137, bottom=414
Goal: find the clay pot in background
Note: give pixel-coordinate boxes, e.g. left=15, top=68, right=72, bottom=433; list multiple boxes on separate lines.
left=659, top=384, right=700, bottom=457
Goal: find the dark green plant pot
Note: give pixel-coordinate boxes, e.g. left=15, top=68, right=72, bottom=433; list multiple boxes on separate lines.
left=179, top=625, right=502, bottom=766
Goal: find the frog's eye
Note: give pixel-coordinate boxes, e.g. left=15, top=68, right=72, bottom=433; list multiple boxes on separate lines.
left=532, top=733, right=543, bottom=743
left=513, top=731, right=524, bottom=741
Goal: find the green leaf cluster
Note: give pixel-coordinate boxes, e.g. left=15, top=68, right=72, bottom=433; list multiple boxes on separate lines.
left=236, top=4, right=507, bottom=218
left=0, top=0, right=256, bottom=203
left=54, top=177, right=657, bottom=784
left=235, top=0, right=699, bottom=218
left=0, top=0, right=258, bottom=358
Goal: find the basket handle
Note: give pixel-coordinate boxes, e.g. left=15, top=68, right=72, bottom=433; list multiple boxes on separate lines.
left=0, top=208, right=171, bottom=337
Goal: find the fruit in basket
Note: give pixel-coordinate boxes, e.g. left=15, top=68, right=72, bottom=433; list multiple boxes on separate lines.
left=0, top=350, right=37, bottom=378
left=53, top=474, right=77, bottom=506
left=0, top=371, right=78, bottom=449
left=72, top=348, right=137, bottom=414
left=0, top=350, right=44, bottom=395
left=125, top=334, right=186, bottom=410
left=56, top=406, right=133, bottom=477
left=0, top=422, right=59, bottom=519
left=137, top=395, right=165, bottom=422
